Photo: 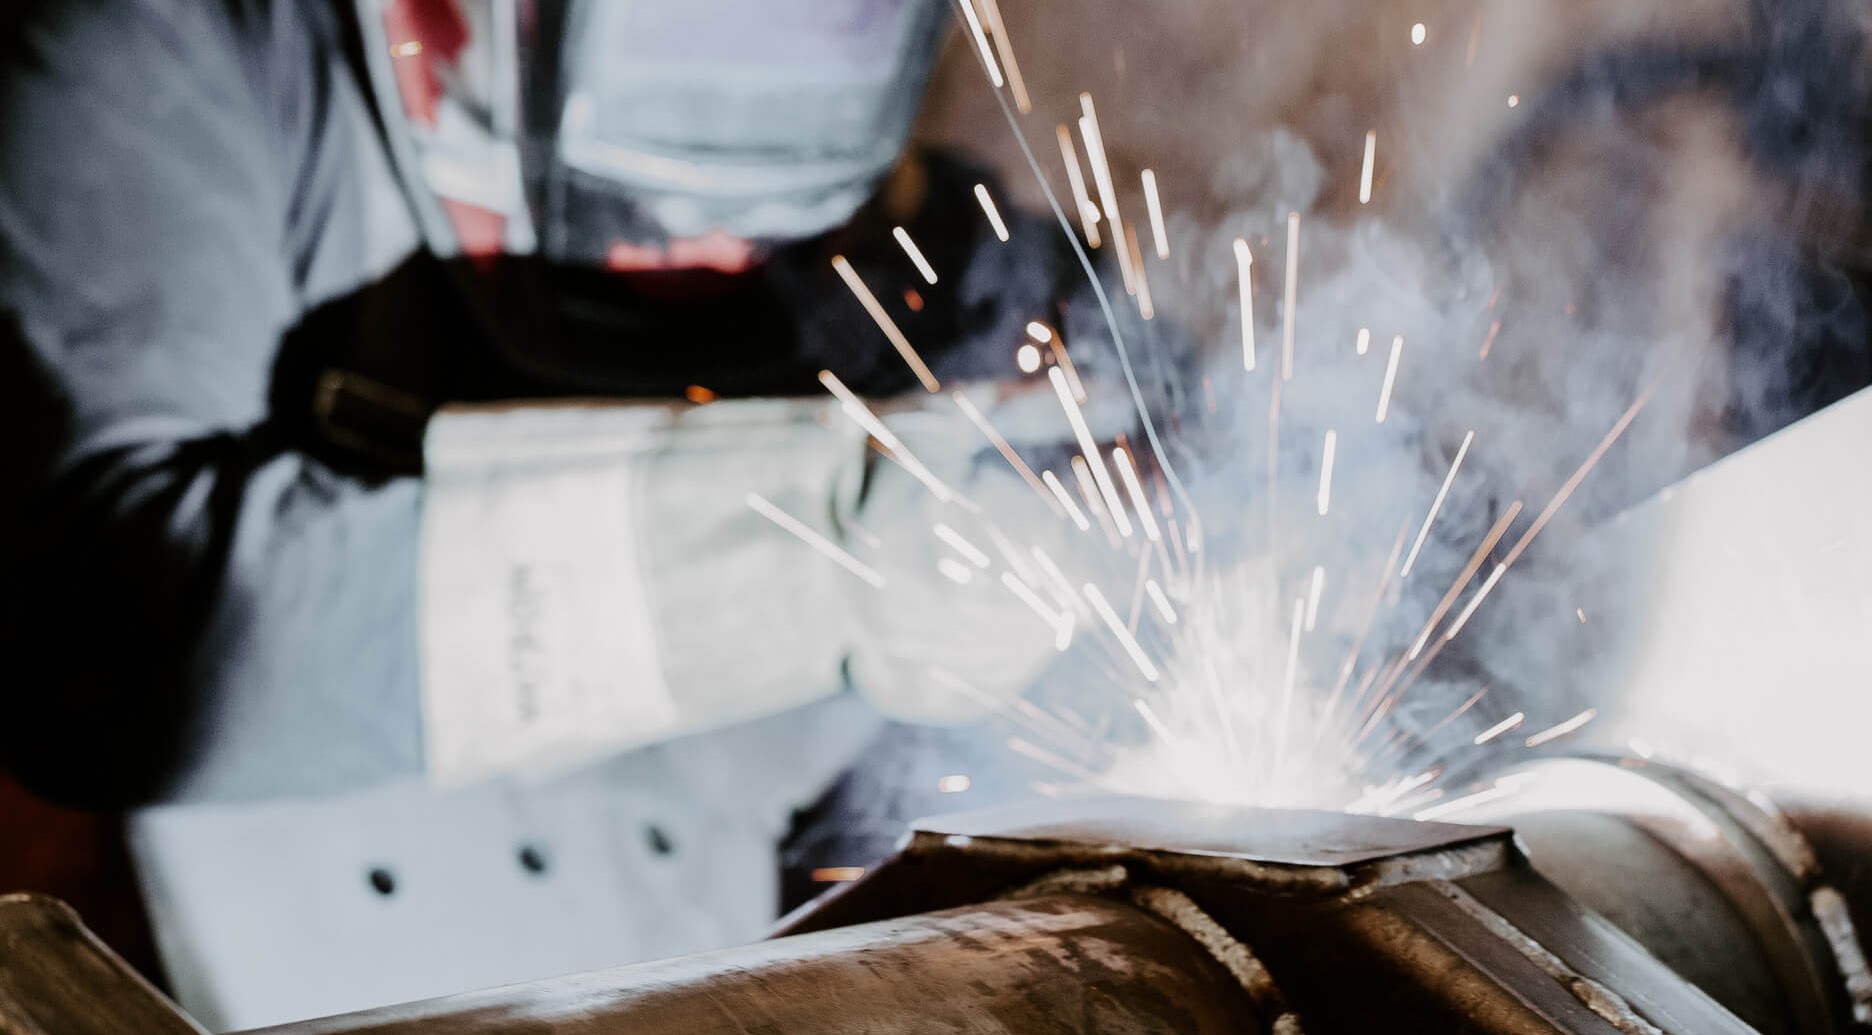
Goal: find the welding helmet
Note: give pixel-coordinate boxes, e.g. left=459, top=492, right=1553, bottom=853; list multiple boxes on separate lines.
left=355, top=0, right=953, bottom=392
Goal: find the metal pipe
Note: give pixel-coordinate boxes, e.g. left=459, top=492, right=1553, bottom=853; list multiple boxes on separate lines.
left=239, top=895, right=1258, bottom=1035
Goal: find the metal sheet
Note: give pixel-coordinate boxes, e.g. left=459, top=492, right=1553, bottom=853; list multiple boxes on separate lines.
left=914, top=795, right=1511, bottom=867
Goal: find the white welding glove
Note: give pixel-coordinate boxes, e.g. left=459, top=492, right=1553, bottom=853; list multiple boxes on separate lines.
left=838, top=379, right=1136, bottom=725
left=419, top=382, right=1134, bottom=785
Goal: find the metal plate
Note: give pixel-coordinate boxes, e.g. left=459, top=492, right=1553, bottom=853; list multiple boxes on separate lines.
left=915, top=795, right=1511, bottom=867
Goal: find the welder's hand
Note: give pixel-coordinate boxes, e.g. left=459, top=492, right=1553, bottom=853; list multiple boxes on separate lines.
left=417, top=378, right=1138, bottom=783
left=839, top=379, right=1138, bottom=725
left=422, top=397, right=869, bottom=784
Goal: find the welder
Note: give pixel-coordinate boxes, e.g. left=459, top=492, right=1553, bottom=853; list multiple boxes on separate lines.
left=0, top=0, right=1129, bottom=1026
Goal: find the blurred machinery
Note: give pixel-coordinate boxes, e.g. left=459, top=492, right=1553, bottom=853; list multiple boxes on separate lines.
left=5, top=780, right=1870, bottom=1034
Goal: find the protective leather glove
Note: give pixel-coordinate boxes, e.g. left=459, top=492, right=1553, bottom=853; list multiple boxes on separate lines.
left=419, top=379, right=1135, bottom=785
left=840, top=378, right=1137, bottom=724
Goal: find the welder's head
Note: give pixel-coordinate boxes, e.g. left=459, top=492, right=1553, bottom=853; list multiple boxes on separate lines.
left=362, top=0, right=950, bottom=272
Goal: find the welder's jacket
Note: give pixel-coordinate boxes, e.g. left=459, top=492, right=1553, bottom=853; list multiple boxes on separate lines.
left=0, top=0, right=1088, bottom=807
left=0, top=0, right=1119, bottom=1023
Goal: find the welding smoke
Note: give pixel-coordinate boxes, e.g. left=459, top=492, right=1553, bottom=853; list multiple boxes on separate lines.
left=810, top=0, right=1872, bottom=829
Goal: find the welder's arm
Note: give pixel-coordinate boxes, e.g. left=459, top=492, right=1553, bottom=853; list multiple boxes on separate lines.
left=418, top=385, right=1097, bottom=786
left=0, top=1, right=427, bottom=806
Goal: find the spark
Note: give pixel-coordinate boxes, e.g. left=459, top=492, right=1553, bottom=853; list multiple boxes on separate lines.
left=937, top=557, right=974, bottom=584
left=1040, top=326, right=1089, bottom=404
left=1085, top=583, right=1160, bottom=682
left=1465, top=12, right=1482, bottom=67
left=811, top=866, right=865, bottom=882
left=684, top=385, right=716, bottom=404
left=1304, top=565, right=1326, bottom=631
left=1373, top=686, right=1490, bottom=767
left=1088, top=123, right=1134, bottom=294
left=1145, top=579, right=1178, bottom=624
left=1356, top=327, right=1371, bottom=356
left=1359, top=131, right=1377, bottom=205
left=957, top=0, right=1004, bottom=88
left=1134, top=699, right=1177, bottom=743
left=1405, top=501, right=1522, bottom=660
left=1142, top=170, right=1170, bottom=258
left=1112, top=445, right=1161, bottom=541
left=745, top=493, right=886, bottom=589
left=1050, top=366, right=1133, bottom=537
left=1442, top=563, right=1507, bottom=642
left=1056, top=126, right=1103, bottom=248
left=1079, top=95, right=1133, bottom=292
left=1507, top=94, right=1520, bottom=109
left=1282, top=212, right=1301, bottom=380
left=1397, top=767, right=1441, bottom=795
left=1400, top=430, right=1476, bottom=577
left=830, top=256, right=939, bottom=392
left=933, top=669, right=1102, bottom=756
left=1316, top=430, right=1337, bottom=516
left=1473, top=712, right=1525, bottom=745
left=1029, top=547, right=1082, bottom=612
left=1628, top=737, right=1655, bottom=759
left=973, top=0, right=1032, bottom=113
left=974, top=184, right=1011, bottom=242
left=1415, top=784, right=1522, bottom=823
left=1079, top=95, right=1122, bottom=230
left=892, top=226, right=939, bottom=285
left=1016, top=344, right=1042, bottom=373
left=1442, top=380, right=1661, bottom=643
left=1479, top=319, right=1501, bottom=359
left=938, top=774, right=972, bottom=793
left=1026, top=321, right=1054, bottom=343
left=1274, top=597, right=1306, bottom=779
left=1410, top=22, right=1427, bottom=45
left=818, top=370, right=953, bottom=501
left=1041, top=470, right=1092, bottom=531
left=953, top=390, right=1060, bottom=517
left=1319, top=520, right=1410, bottom=730
left=1526, top=708, right=1598, bottom=748
left=1234, top=239, right=1257, bottom=371
left=1376, top=334, right=1403, bottom=422
left=1126, top=223, right=1156, bottom=319
left=1001, top=571, right=1069, bottom=641
left=1498, top=378, right=1661, bottom=572
left=934, top=522, right=991, bottom=568
left=391, top=40, right=423, bottom=57
left=1576, top=607, right=1587, bottom=624
left=1009, top=737, right=1105, bottom=785
left=1071, top=456, right=1122, bottom=545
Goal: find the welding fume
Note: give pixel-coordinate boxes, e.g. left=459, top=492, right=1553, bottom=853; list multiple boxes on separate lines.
left=3, top=0, right=1872, bottom=1033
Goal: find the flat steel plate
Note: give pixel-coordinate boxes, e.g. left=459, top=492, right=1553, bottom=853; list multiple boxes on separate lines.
left=914, top=796, right=1510, bottom=867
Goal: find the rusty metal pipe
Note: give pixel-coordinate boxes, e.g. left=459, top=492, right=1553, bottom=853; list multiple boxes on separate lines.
left=238, top=894, right=1258, bottom=1035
